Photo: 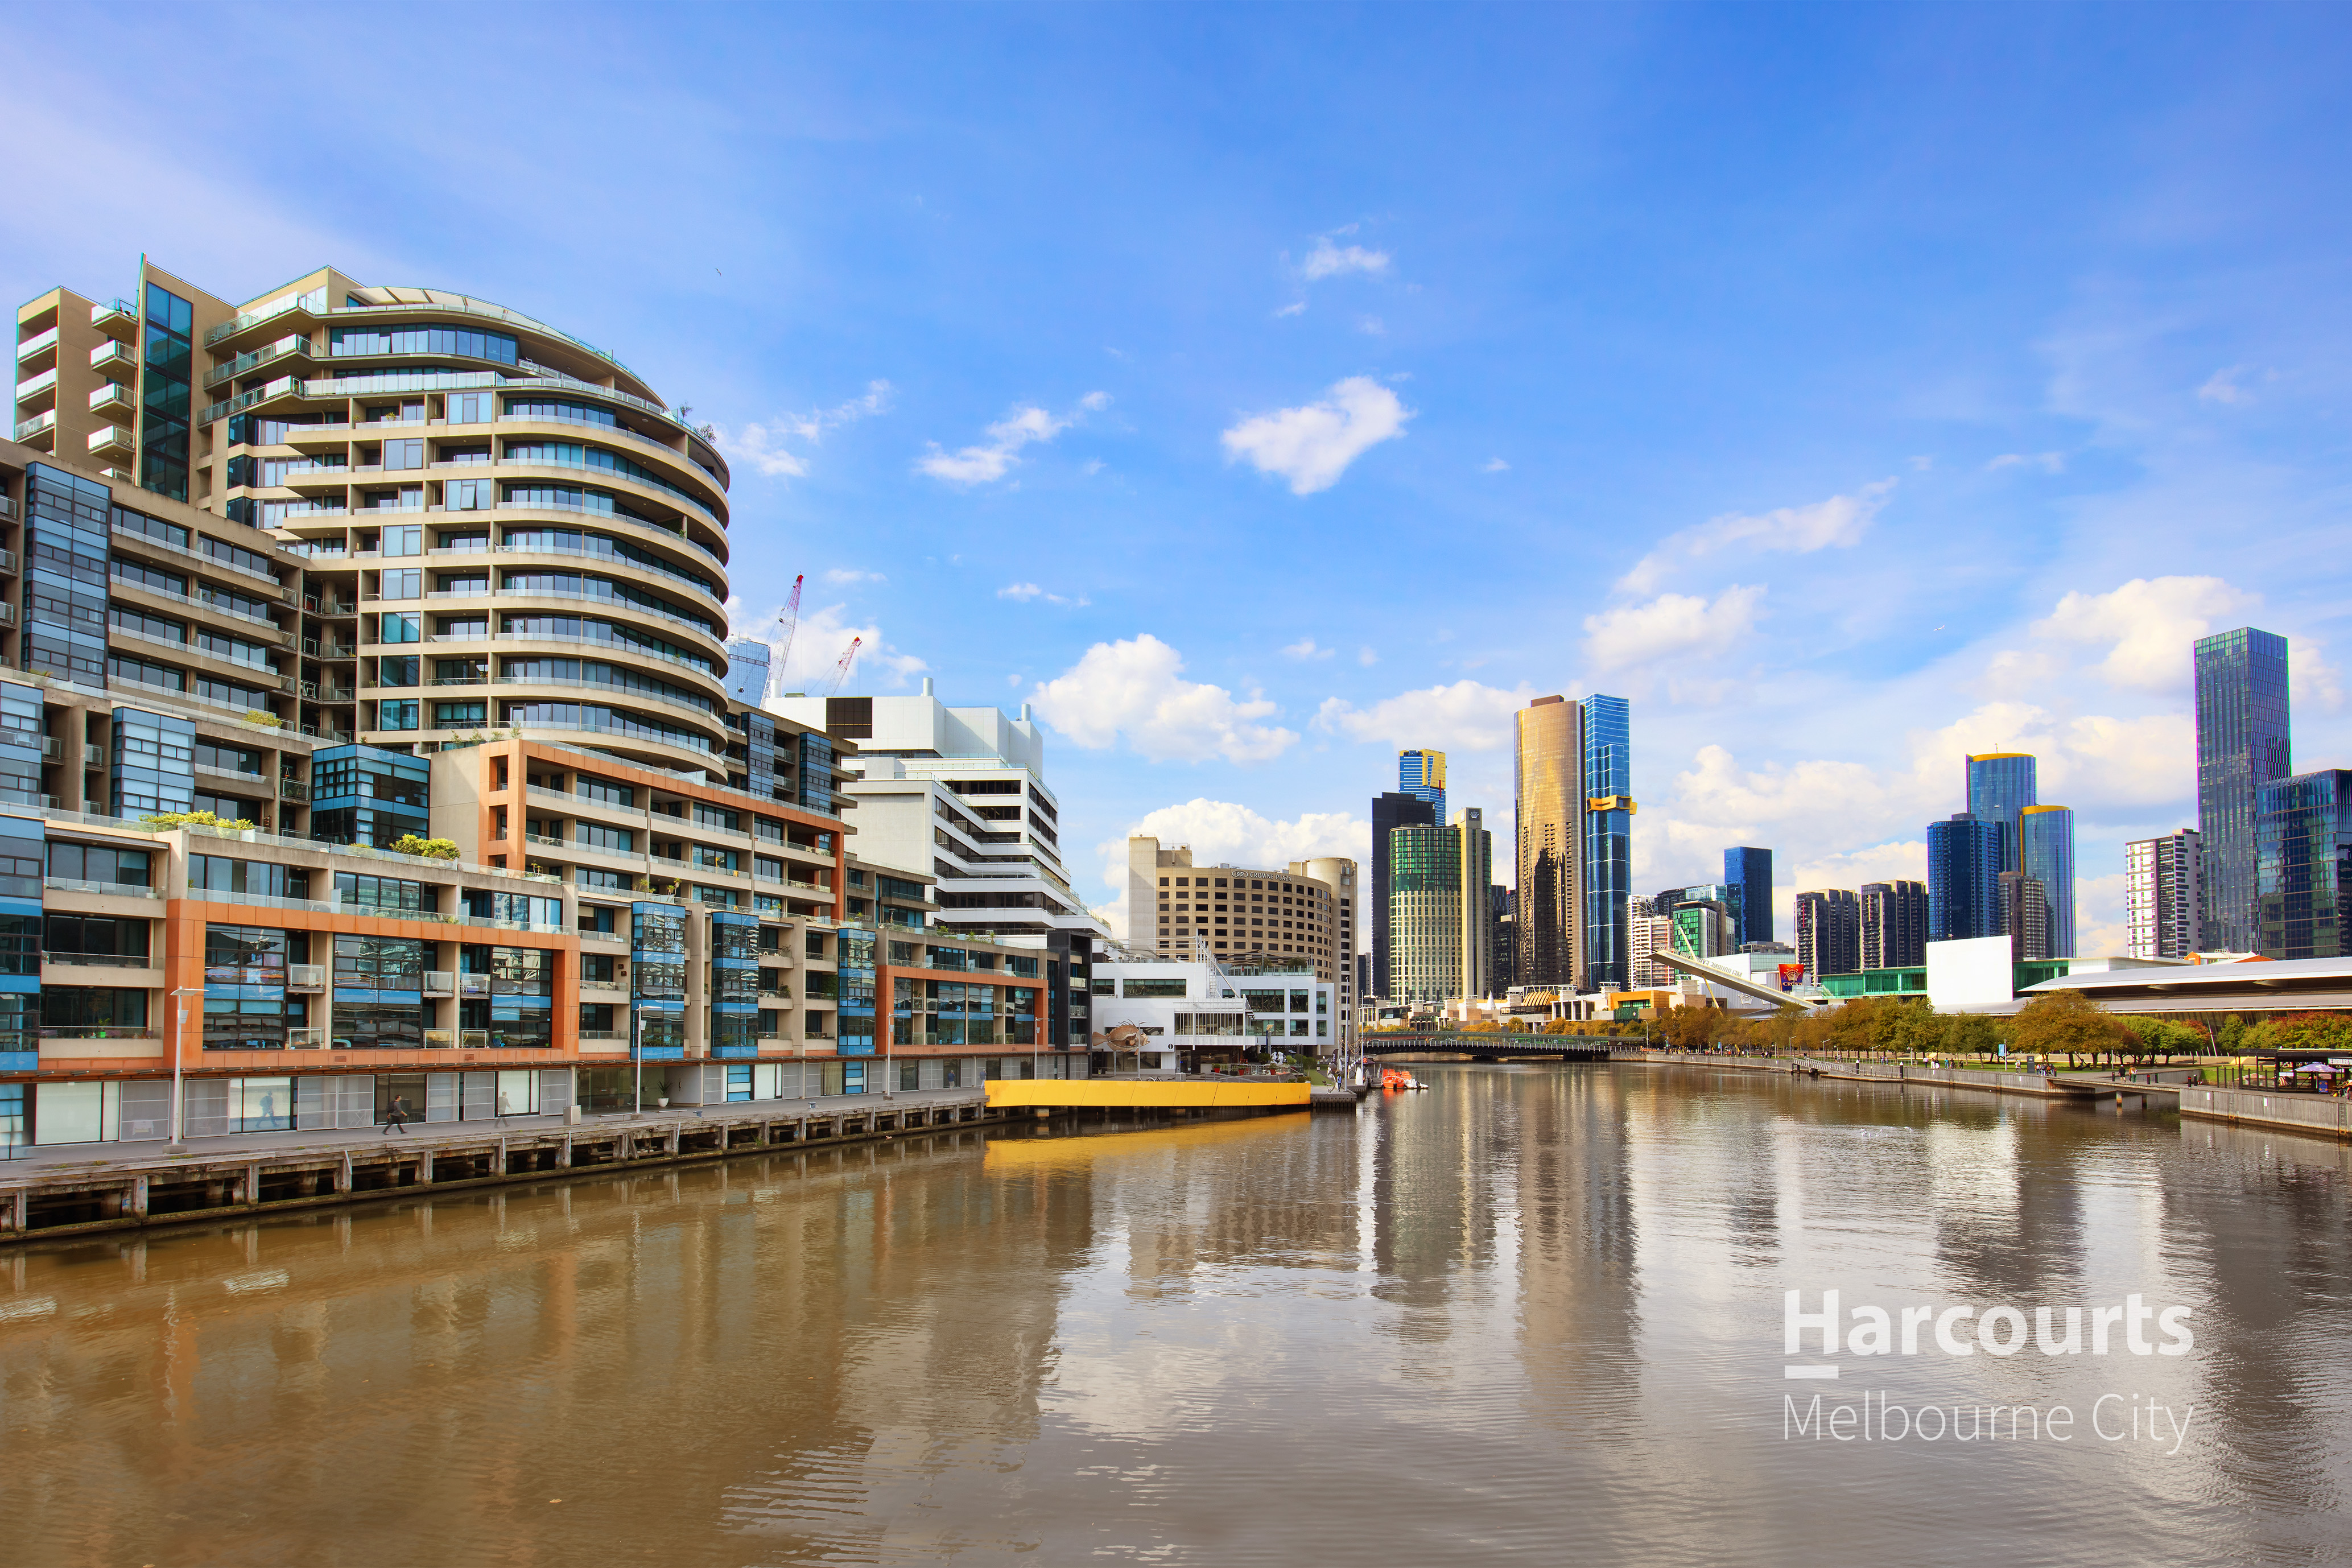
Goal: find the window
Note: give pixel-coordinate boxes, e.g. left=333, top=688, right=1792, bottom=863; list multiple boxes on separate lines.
left=47, top=843, right=152, bottom=887
left=189, top=855, right=310, bottom=900
left=42, top=988, right=150, bottom=1030
left=335, top=873, right=436, bottom=913
left=378, top=655, right=420, bottom=687
left=577, top=822, right=635, bottom=853
left=380, top=569, right=421, bottom=599
left=334, top=934, right=427, bottom=991
left=377, top=700, right=420, bottom=731
left=379, top=612, right=422, bottom=643
left=1123, top=978, right=1187, bottom=998
left=434, top=701, right=486, bottom=727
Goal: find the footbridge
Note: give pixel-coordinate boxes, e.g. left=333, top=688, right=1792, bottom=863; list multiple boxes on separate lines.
left=1361, top=1034, right=1643, bottom=1061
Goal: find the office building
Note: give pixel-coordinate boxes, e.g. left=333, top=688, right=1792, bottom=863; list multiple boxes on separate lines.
left=2019, top=803, right=2075, bottom=958
left=1399, top=748, right=1447, bottom=818
left=1723, top=846, right=1772, bottom=947
left=1670, top=897, right=1736, bottom=964
left=1860, top=880, right=1928, bottom=970
left=1928, top=812, right=2004, bottom=942
left=1086, top=956, right=1334, bottom=1071
left=2126, top=830, right=2202, bottom=959
left=1369, top=789, right=1438, bottom=998
left=2000, top=870, right=2051, bottom=963
left=1794, top=889, right=1860, bottom=981
left=1515, top=696, right=1584, bottom=989
left=1579, top=693, right=1633, bottom=991
left=2255, top=769, right=2352, bottom=960
left=1124, top=835, right=1355, bottom=1042
left=1965, top=753, right=2039, bottom=872
left=2196, top=627, right=2293, bottom=952
left=1457, top=808, right=1495, bottom=998
left=1388, top=823, right=1462, bottom=1004
left=1628, top=906, right=1672, bottom=989
left=1489, top=884, right=1516, bottom=992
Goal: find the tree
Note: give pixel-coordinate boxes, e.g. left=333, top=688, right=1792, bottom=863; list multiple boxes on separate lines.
left=2217, top=1014, right=2248, bottom=1054
left=1945, top=1014, right=2001, bottom=1058
left=2123, top=1016, right=2202, bottom=1062
left=389, top=834, right=461, bottom=861
left=2008, top=988, right=2137, bottom=1067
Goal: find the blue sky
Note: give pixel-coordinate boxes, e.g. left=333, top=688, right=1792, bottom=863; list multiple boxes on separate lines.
left=9, top=3, right=2350, bottom=952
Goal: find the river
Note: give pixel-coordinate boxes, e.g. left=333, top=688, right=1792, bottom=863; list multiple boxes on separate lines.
left=3, top=1063, right=2350, bottom=1566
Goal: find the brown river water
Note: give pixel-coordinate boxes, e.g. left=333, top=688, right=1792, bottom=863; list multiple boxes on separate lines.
left=3, top=1063, right=2350, bottom=1567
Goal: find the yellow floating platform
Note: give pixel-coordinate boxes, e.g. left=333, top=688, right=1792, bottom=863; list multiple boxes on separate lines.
left=984, top=1079, right=1311, bottom=1111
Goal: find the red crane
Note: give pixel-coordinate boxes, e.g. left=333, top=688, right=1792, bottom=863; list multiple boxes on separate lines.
left=820, top=637, right=862, bottom=697
left=765, top=573, right=804, bottom=700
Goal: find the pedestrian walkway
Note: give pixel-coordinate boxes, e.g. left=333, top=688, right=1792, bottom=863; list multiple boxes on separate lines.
left=0, top=1088, right=984, bottom=1178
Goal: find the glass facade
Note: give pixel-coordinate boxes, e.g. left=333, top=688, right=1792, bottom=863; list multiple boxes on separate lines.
left=1927, top=813, right=2004, bottom=942
left=111, top=708, right=197, bottom=818
left=1369, top=790, right=1438, bottom=1000
left=0, top=682, right=44, bottom=810
left=836, top=926, right=876, bottom=1056
left=1513, top=696, right=1583, bottom=989
left=2019, top=804, right=2076, bottom=958
left=1582, top=694, right=1632, bottom=991
left=1723, top=847, right=1772, bottom=948
left=630, top=901, right=687, bottom=1059
left=2196, top=627, right=2293, bottom=952
left=0, top=809, right=41, bottom=1071
left=2255, top=770, right=2352, bottom=960
left=139, top=282, right=195, bottom=501
left=1963, top=753, right=2038, bottom=873
left=1399, top=749, right=1447, bottom=817
left=709, top=909, right=761, bottom=1057
left=23, top=464, right=113, bottom=692
left=1387, top=824, right=1461, bottom=1004
left=308, top=745, right=431, bottom=847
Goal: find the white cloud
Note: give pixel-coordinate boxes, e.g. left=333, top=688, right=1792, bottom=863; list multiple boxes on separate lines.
left=999, top=581, right=1089, bottom=607
left=1274, top=301, right=1307, bottom=319
left=1100, top=802, right=1370, bottom=898
left=1031, top=636, right=1297, bottom=763
left=1356, top=316, right=1387, bottom=336
left=2028, top=576, right=2259, bottom=693
left=1315, top=679, right=1538, bottom=753
left=1300, top=234, right=1391, bottom=281
left=2197, top=366, right=2251, bottom=405
left=1987, top=451, right=2066, bottom=473
left=1617, top=480, right=1895, bottom=593
left=1583, top=586, right=1764, bottom=673
left=1483, top=457, right=1509, bottom=473
left=1357, top=646, right=1379, bottom=667
left=721, top=379, right=893, bottom=478
left=919, top=391, right=1108, bottom=485
left=1282, top=638, right=1336, bottom=661
left=824, top=568, right=885, bottom=585
left=1221, top=377, right=1410, bottom=495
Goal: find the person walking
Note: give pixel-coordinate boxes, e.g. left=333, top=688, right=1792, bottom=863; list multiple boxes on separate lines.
left=382, top=1095, right=411, bottom=1136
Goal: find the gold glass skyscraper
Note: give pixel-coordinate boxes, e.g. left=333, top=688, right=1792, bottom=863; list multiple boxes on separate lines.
left=1515, top=695, right=1584, bottom=989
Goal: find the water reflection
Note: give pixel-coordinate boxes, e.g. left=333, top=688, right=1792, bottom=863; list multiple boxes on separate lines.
left=1, top=1071, right=2348, bottom=1566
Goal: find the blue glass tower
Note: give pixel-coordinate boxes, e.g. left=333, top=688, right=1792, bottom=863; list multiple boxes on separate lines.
left=2255, top=769, right=2352, bottom=959
left=2197, top=628, right=2292, bottom=952
left=1965, top=753, right=2039, bottom=872
left=1723, top=847, right=1773, bottom=946
left=1400, top=749, right=1447, bottom=819
left=1928, top=813, right=2004, bottom=941
left=2019, top=805, right=2076, bottom=958
left=1582, top=694, right=1633, bottom=990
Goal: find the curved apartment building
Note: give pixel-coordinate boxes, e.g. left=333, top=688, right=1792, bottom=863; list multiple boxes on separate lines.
left=197, top=271, right=735, bottom=778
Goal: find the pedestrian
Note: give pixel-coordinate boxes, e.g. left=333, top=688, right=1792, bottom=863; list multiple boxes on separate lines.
left=383, top=1095, right=410, bottom=1136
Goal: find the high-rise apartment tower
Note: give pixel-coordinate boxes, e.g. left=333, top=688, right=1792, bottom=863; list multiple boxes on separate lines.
left=2019, top=804, right=2075, bottom=958
left=2126, top=830, right=2201, bottom=959
left=1514, top=696, right=1584, bottom=989
left=1399, top=749, right=1447, bottom=818
left=1928, top=813, right=2004, bottom=941
left=1723, top=847, right=1772, bottom=948
left=1370, top=789, right=1438, bottom=998
left=1860, top=880, right=1928, bottom=970
left=1794, top=889, right=1861, bottom=981
left=2196, top=628, right=2292, bottom=952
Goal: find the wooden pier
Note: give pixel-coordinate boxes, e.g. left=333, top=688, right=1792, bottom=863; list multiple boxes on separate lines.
left=0, top=1092, right=1005, bottom=1243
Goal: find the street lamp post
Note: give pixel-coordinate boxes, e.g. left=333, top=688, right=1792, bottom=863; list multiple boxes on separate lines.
left=166, top=984, right=204, bottom=1153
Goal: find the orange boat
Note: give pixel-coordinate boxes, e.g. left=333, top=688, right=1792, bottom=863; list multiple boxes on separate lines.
left=1379, top=1068, right=1428, bottom=1092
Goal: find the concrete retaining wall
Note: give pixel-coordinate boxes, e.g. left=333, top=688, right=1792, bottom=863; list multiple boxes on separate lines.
left=2178, top=1085, right=2352, bottom=1141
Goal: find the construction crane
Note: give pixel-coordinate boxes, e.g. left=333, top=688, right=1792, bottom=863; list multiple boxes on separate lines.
left=763, top=573, right=804, bottom=702
left=819, top=636, right=862, bottom=697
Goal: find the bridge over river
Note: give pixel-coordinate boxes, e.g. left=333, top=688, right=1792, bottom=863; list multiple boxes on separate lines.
left=1361, top=1034, right=1644, bottom=1062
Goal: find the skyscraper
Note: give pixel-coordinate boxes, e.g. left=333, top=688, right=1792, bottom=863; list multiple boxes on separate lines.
left=1399, top=749, right=1447, bottom=818
left=1723, top=847, right=1773, bottom=947
left=1370, top=790, right=1438, bottom=998
left=1388, top=819, right=1494, bottom=1003
left=1860, top=880, right=1928, bottom=969
left=2196, top=627, right=2292, bottom=952
left=2126, top=830, right=2202, bottom=959
left=1965, top=753, right=2039, bottom=871
left=1458, top=807, right=1495, bottom=998
left=1928, top=812, right=2005, bottom=941
left=1794, top=889, right=1861, bottom=981
left=1582, top=694, right=1633, bottom=991
left=2019, top=804, right=2076, bottom=957
left=2000, top=871, right=2051, bottom=963
left=2255, top=769, right=2352, bottom=960
left=1515, top=696, right=1584, bottom=989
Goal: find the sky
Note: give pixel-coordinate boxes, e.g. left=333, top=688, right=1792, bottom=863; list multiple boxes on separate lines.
left=7, top=3, right=2350, bottom=955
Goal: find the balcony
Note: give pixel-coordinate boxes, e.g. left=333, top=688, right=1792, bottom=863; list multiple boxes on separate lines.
left=91, top=298, right=137, bottom=336
left=89, top=340, right=136, bottom=373
left=15, top=325, right=59, bottom=365
left=13, top=410, right=57, bottom=444
left=14, top=367, right=59, bottom=407
left=203, top=333, right=315, bottom=390
left=88, top=424, right=135, bottom=459
left=89, top=381, right=134, bottom=415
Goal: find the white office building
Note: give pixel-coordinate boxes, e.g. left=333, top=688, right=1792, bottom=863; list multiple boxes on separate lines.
left=1086, top=956, right=1335, bottom=1071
